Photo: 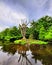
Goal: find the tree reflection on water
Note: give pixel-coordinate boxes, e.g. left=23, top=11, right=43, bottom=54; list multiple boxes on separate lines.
left=2, top=44, right=32, bottom=65
left=30, top=44, right=52, bottom=65
left=1, top=44, right=52, bottom=65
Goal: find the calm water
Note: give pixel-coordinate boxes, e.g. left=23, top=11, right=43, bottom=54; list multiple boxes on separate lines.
left=0, top=44, right=52, bottom=65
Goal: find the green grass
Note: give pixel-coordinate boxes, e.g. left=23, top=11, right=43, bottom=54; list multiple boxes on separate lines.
left=14, top=39, right=48, bottom=45
left=30, top=40, right=48, bottom=44
left=14, top=39, right=26, bottom=45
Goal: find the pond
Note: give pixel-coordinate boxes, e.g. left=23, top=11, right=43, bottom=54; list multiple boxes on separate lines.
left=0, top=44, right=52, bottom=65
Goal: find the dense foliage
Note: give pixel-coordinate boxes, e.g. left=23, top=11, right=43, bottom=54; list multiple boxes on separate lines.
left=0, top=26, right=22, bottom=42
left=31, top=16, right=52, bottom=41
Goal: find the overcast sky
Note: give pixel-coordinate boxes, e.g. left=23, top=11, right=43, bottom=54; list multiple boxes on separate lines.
left=0, top=0, right=52, bottom=31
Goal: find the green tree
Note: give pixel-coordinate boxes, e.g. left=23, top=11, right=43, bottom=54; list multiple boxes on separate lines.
left=39, top=25, right=46, bottom=40
left=45, top=26, right=52, bottom=40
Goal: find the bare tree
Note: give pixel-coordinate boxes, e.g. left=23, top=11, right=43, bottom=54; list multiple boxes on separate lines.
left=19, top=19, right=29, bottom=39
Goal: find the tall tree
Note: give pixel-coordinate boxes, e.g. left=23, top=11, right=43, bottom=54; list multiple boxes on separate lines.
left=19, top=19, right=30, bottom=39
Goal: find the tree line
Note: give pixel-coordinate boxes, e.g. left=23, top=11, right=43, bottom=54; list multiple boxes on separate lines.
left=0, top=15, right=52, bottom=42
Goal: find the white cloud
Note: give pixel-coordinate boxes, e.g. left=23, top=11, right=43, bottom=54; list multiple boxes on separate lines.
left=0, top=25, right=9, bottom=32
left=0, top=2, right=28, bottom=29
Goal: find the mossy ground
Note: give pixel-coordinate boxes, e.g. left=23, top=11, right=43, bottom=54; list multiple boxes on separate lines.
left=14, top=39, right=48, bottom=45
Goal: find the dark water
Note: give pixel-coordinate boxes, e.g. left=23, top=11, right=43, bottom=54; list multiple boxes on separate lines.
left=0, top=44, right=52, bottom=65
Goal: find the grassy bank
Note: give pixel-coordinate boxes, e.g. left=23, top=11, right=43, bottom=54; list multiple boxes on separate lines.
left=0, top=39, right=48, bottom=46
left=14, top=39, right=48, bottom=45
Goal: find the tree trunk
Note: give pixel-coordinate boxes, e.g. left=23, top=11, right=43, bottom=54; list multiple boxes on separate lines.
left=19, top=24, right=26, bottom=39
